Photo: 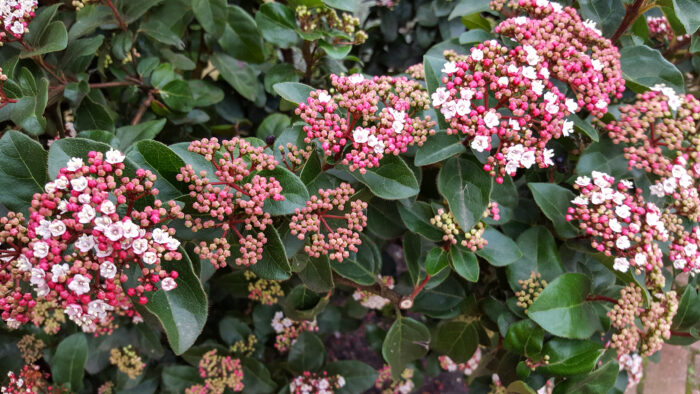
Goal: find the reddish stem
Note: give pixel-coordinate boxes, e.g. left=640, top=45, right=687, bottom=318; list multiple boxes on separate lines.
left=104, top=0, right=128, bottom=31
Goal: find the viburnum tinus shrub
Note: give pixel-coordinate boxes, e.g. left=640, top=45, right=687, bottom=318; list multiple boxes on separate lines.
left=0, top=0, right=698, bottom=392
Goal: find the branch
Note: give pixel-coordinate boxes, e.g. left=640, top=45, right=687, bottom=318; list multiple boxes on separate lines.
left=131, top=92, right=155, bottom=125
left=610, top=0, right=654, bottom=44
left=331, top=272, right=429, bottom=310
left=104, top=0, right=128, bottom=31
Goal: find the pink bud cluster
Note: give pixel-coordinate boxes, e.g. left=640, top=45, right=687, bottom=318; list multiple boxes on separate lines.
left=352, top=275, right=394, bottom=309
left=295, top=74, right=435, bottom=173
left=0, top=0, right=37, bottom=43
left=618, top=353, right=643, bottom=388
left=607, top=284, right=678, bottom=356
left=270, top=311, right=318, bottom=352
left=438, top=347, right=482, bottom=376
left=3, top=150, right=183, bottom=335
left=432, top=40, right=574, bottom=180
left=602, top=87, right=699, bottom=178
left=492, top=0, right=625, bottom=117
left=289, top=183, right=367, bottom=262
left=566, top=172, right=670, bottom=285
left=647, top=16, right=689, bottom=44
left=289, top=372, right=346, bottom=394
left=186, top=349, right=244, bottom=393
left=1, top=364, right=54, bottom=394
left=374, top=365, right=414, bottom=394
left=176, top=137, right=284, bottom=268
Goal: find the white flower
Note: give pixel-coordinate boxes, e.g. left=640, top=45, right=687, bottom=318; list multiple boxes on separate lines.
left=506, top=144, right=524, bottom=162
left=441, top=61, right=458, bottom=74
left=122, top=220, right=140, bottom=239
left=51, top=263, right=69, bottom=283
left=352, top=127, right=370, bottom=144
left=613, top=257, right=629, bottom=272
left=590, top=192, right=605, bottom=205
left=100, top=261, right=117, bottom=279
left=471, top=135, right=491, bottom=152
left=524, top=45, right=539, bottom=66
left=520, top=150, right=536, bottom=168
left=591, top=59, right=603, bottom=71
left=540, top=67, right=550, bottom=80
left=634, top=253, right=647, bottom=267
left=562, top=120, right=574, bottom=137
left=35, top=220, right=51, bottom=239
left=152, top=228, right=170, bottom=244
left=88, top=300, right=113, bottom=319
left=47, top=220, right=67, bottom=238
left=592, top=171, right=611, bottom=187
left=536, top=0, right=549, bottom=7
left=646, top=211, right=660, bottom=227
left=373, top=140, right=385, bottom=154
left=143, top=251, right=158, bottom=265
left=483, top=111, right=500, bottom=129
left=337, top=376, right=346, bottom=387
left=505, top=160, right=519, bottom=175
left=615, top=205, right=631, bottom=219
left=650, top=184, right=665, bottom=197
left=161, top=277, right=177, bottom=291
left=78, top=194, right=91, bottom=204
left=367, top=135, right=378, bottom=148
left=471, top=48, right=484, bottom=61
left=509, top=119, right=521, bottom=130
left=460, top=88, right=475, bottom=100
left=662, top=177, right=677, bottom=194
left=30, top=268, right=46, bottom=287
left=132, top=238, right=148, bottom=255
left=441, top=100, right=457, bottom=119
left=522, top=66, right=537, bottom=79
left=95, top=245, right=113, bottom=258
left=100, top=200, right=116, bottom=215
left=679, top=174, right=693, bottom=188
left=105, top=222, right=124, bottom=242
left=44, top=182, right=57, bottom=194
left=651, top=84, right=683, bottom=111
left=616, top=236, right=631, bottom=250
left=674, top=259, right=687, bottom=270
left=545, top=101, right=560, bottom=114
left=392, top=120, right=404, bottom=133
left=104, top=148, right=125, bottom=164
left=543, top=148, right=555, bottom=166
left=550, top=2, right=563, bottom=12
left=671, top=165, right=687, bottom=178
left=66, top=157, right=84, bottom=172
left=33, top=241, right=49, bottom=258
left=68, top=274, right=91, bottom=295
left=78, top=205, right=96, bottom=224
left=93, top=217, right=112, bottom=233
left=543, top=92, right=557, bottom=103
left=571, top=196, right=588, bottom=206
left=166, top=237, right=181, bottom=251
left=575, top=176, right=591, bottom=187
left=583, top=19, right=602, bottom=36
left=612, top=192, right=625, bottom=205
left=684, top=244, right=697, bottom=257
left=348, top=74, right=364, bottom=84
left=72, top=235, right=93, bottom=254
left=531, top=80, right=544, bottom=96
left=609, top=218, right=622, bottom=233
left=595, top=100, right=608, bottom=110
left=65, top=304, right=83, bottom=318
left=514, top=16, right=527, bottom=25
left=455, top=99, right=471, bottom=116
left=16, top=255, right=32, bottom=272
left=498, top=76, right=509, bottom=86
left=507, top=64, right=518, bottom=74
left=317, top=91, right=331, bottom=103
left=431, top=87, right=450, bottom=107
left=54, top=176, right=69, bottom=190
left=565, top=98, right=578, bottom=112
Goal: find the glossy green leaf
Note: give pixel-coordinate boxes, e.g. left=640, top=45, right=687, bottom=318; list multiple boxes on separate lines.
left=126, top=140, right=188, bottom=201
left=450, top=244, right=479, bottom=282
left=325, top=361, right=378, bottom=394
left=382, top=317, right=431, bottom=380
left=255, top=3, right=298, bottom=48
left=20, top=5, right=68, bottom=58
left=48, top=137, right=114, bottom=179
left=211, top=53, right=263, bottom=103
left=552, top=360, right=619, bottom=394
left=506, top=227, right=564, bottom=291
left=192, top=0, right=227, bottom=36
left=672, top=286, right=700, bottom=330
left=288, top=331, right=326, bottom=372
left=0, top=131, right=48, bottom=213
left=273, top=82, right=315, bottom=104
left=161, top=365, right=203, bottom=393
left=331, top=234, right=379, bottom=285
left=258, top=166, right=309, bottom=216
left=425, top=247, right=449, bottom=276
left=475, top=228, right=522, bottom=266
left=538, top=338, right=604, bottom=376
left=219, top=5, right=265, bottom=64
left=414, top=131, right=465, bottom=166
left=397, top=200, right=444, bottom=242
left=504, top=320, right=544, bottom=358
left=283, top=285, right=329, bottom=321
left=528, top=273, right=598, bottom=339
left=350, top=155, right=419, bottom=200
left=115, top=119, right=166, bottom=151
left=437, top=157, right=491, bottom=231
left=160, top=80, right=194, bottom=112
left=248, top=227, right=291, bottom=280
left=528, top=183, right=579, bottom=239
left=672, top=0, right=700, bottom=34
left=578, top=0, right=624, bottom=37
left=432, top=320, right=478, bottom=363
left=241, top=357, right=277, bottom=393
left=448, top=0, right=491, bottom=20
left=298, top=255, right=334, bottom=293
left=51, top=333, right=88, bottom=391
left=570, top=114, right=599, bottom=142
left=620, top=45, right=685, bottom=94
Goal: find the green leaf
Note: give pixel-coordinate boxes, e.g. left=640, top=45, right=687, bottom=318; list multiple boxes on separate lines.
left=241, top=357, right=277, bottom=393
left=672, top=0, right=700, bottom=34
left=211, top=53, right=263, bottom=103
left=528, top=273, right=598, bottom=339
left=578, top=0, right=624, bottom=37
left=672, top=286, right=700, bottom=330
left=319, top=40, right=353, bottom=59
left=273, top=82, right=315, bottom=104
left=448, top=0, right=491, bottom=20
left=115, top=119, right=166, bottom=151
left=574, top=136, right=629, bottom=179
left=255, top=3, right=298, bottom=48
left=48, top=138, right=114, bottom=179
left=382, top=317, right=431, bottom=380
left=21, top=5, right=68, bottom=58
left=75, top=93, right=115, bottom=132
left=538, top=338, right=604, bottom=376
left=264, top=64, right=300, bottom=94
left=403, top=232, right=423, bottom=286
left=350, top=155, right=419, bottom=200
left=258, top=166, right=309, bottom=216
left=282, top=285, right=329, bottom=321
left=288, top=331, right=326, bottom=372
left=219, top=5, right=265, bottom=64
left=160, top=80, right=194, bottom=112
left=247, top=226, right=291, bottom=280
left=298, top=255, right=334, bottom=292
left=459, top=29, right=495, bottom=44
left=323, top=0, right=361, bottom=13
left=504, top=320, right=544, bottom=358
left=506, top=227, right=564, bottom=291
left=118, top=0, right=163, bottom=23
left=325, top=361, right=378, bottom=394
left=619, top=45, right=685, bottom=94
left=256, top=113, right=291, bottom=139
left=126, top=140, right=188, bottom=201
left=0, top=131, right=48, bottom=213
left=432, top=320, right=478, bottom=363
left=192, top=0, right=227, bottom=36
left=553, top=360, right=619, bottom=394
left=188, top=80, right=225, bottom=107
left=528, top=183, right=579, bottom=239
left=76, top=130, right=119, bottom=147
left=437, top=157, right=491, bottom=231
left=475, top=227, right=522, bottom=266
left=136, top=246, right=208, bottom=355
left=414, top=131, right=465, bottom=166
left=570, top=114, right=599, bottom=142
left=450, top=245, right=479, bottom=282
left=142, top=20, right=184, bottom=49
left=51, top=333, right=88, bottom=391
left=425, top=247, right=449, bottom=276
left=331, top=234, right=379, bottom=285
left=396, top=200, right=444, bottom=242
left=161, top=365, right=203, bottom=393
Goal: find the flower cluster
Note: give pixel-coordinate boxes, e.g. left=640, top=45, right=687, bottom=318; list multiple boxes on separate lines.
left=109, top=345, right=145, bottom=379
left=374, top=365, right=414, bottom=394
left=566, top=172, right=671, bottom=286
left=669, top=227, right=700, bottom=274
left=278, top=142, right=314, bottom=172
left=230, top=334, right=257, bottom=356
left=271, top=311, right=319, bottom=352
left=296, top=74, right=434, bottom=173
left=186, top=350, right=244, bottom=394
left=607, top=284, right=678, bottom=356
left=17, top=334, right=44, bottom=364
left=438, top=347, right=482, bottom=376
left=619, top=353, right=643, bottom=388
left=177, top=137, right=284, bottom=268
left=3, top=150, right=183, bottom=335
left=1, top=364, right=55, bottom=394
left=515, top=271, right=547, bottom=311
left=244, top=271, right=284, bottom=305
left=430, top=205, right=498, bottom=250
left=296, top=5, right=367, bottom=46
left=646, top=16, right=690, bottom=46
left=602, top=87, right=699, bottom=178
left=289, top=183, right=367, bottom=262
left=0, top=0, right=37, bottom=43
left=432, top=40, right=574, bottom=180
left=492, top=0, right=625, bottom=117
left=289, top=372, right=345, bottom=394
left=352, top=275, right=394, bottom=309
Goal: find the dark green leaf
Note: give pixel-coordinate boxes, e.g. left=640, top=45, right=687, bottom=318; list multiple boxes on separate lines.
left=414, top=131, right=465, bottom=166
left=437, top=157, right=491, bottom=231
left=126, top=140, right=188, bottom=201
left=432, top=320, right=478, bottom=363
left=450, top=244, right=479, bottom=282
left=161, top=365, right=203, bottom=393
left=192, top=0, right=227, bottom=36
left=578, top=0, right=624, bottom=37
left=672, top=286, right=700, bottom=330
left=506, top=227, right=564, bottom=291
left=219, top=5, right=265, bottom=64
left=504, top=320, right=544, bottom=358
left=211, top=53, right=263, bottom=103
left=570, top=114, right=599, bottom=142
left=255, top=3, right=298, bottom=48
left=448, top=0, right=491, bottom=20
left=115, top=119, right=166, bottom=151
left=350, top=155, right=419, bottom=200
left=160, top=80, right=194, bottom=112
left=382, top=317, right=431, bottom=380
left=528, top=183, right=579, bottom=239
left=273, top=82, right=315, bottom=104
left=288, top=331, right=326, bottom=372
left=247, top=226, right=291, bottom=280
left=48, top=138, right=113, bottom=179
left=553, top=360, right=619, bottom=394
left=298, top=255, right=334, bottom=292
left=21, top=5, right=68, bottom=58
left=258, top=166, right=309, bottom=216
left=475, top=227, right=522, bottom=266
left=620, top=45, right=685, bottom=94
left=51, top=333, right=88, bottom=391
left=325, top=361, right=378, bottom=394
left=331, top=234, right=379, bottom=285
left=241, top=357, right=277, bottom=393
left=0, top=131, right=48, bottom=213
left=397, top=200, right=444, bottom=241
left=672, top=0, right=700, bottom=34
left=538, top=338, right=604, bottom=376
